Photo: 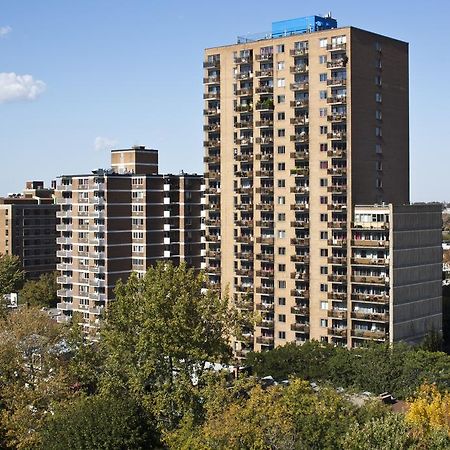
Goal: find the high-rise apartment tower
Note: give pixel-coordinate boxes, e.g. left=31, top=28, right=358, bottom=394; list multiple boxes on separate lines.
left=203, top=15, right=441, bottom=355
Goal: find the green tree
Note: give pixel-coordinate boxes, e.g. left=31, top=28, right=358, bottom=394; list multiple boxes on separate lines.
left=39, top=394, right=161, bottom=450
left=0, top=308, right=72, bottom=449
left=19, top=272, right=58, bottom=308
left=100, top=261, right=243, bottom=433
left=0, top=254, right=24, bottom=298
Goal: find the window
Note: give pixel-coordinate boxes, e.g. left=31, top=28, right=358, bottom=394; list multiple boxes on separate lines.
left=376, top=59, right=382, bottom=69
left=319, top=55, right=327, bottom=64
left=278, top=145, right=285, bottom=154
left=277, top=196, right=285, bottom=205
left=319, top=90, right=327, bottom=99
left=376, top=110, right=382, bottom=120
left=278, top=297, right=286, bottom=305
left=320, top=319, right=328, bottom=327
left=319, top=38, right=328, bottom=48
left=376, top=127, right=382, bottom=137
left=320, top=248, right=328, bottom=257
left=278, top=247, right=286, bottom=255
left=320, top=213, right=328, bottom=222
left=375, top=41, right=382, bottom=52
left=319, top=73, right=327, bottom=82
left=320, top=161, right=328, bottom=169
left=277, top=162, right=286, bottom=171
left=376, top=178, right=383, bottom=189
left=320, top=301, right=328, bottom=310
left=320, top=178, right=328, bottom=187
left=320, top=196, right=328, bottom=204
left=320, top=125, right=328, bottom=134
left=277, top=78, right=285, bottom=87
left=277, top=44, right=285, bottom=53
left=278, top=129, right=286, bottom=137
left=277, top=179, right=285, bottom=187
left=278, top=314, right=286, bottom=322
left=278, top=264, right=286, bottom=272
left=320, top=284, right=328, bottom=292
left=376, top=92, right=382, bottom=103
left=277, top=95, right=285, bottom=103
left=279, top=331, right=286, bottom=339
left=277, top=230, right=286, bottom=238
left=320, top=231, right=328, bottom=239
left=320, top=266, right=328, bottom=275
left=319, top=107, right=327, bottom=117
left=375, top=144, right=382, bottom=154
left=278, top=213, right=286, bottom=221
left=320, top=143, right=328, bottom=152
left=277, top=111, right=285, bottom=120
left=278, top=280, right=286, bottom=288
left=375, top=75, right=382, bottom=86
left=376, top=161, right=383, bottom=171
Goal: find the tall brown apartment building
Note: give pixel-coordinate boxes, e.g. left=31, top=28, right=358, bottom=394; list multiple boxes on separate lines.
left=55, top=146, right=203, bottom=330
left=0, top=181, right=58, bottom=279
left=203, top=15, right=441, bottom=355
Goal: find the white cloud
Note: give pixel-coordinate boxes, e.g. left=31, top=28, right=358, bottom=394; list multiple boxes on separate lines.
left=94, top=136, right=118, bottom=152
left=0, top=26, right=12, bottom=38
left=0, top=72, right=46, bottom=103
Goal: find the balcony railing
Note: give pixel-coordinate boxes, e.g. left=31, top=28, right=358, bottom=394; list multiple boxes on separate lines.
left=255, top=53, right=273, bottom=61
left=290, top=99, right=309, bottom=108
left=291, top=306, right=309, bottom=315
left=328, top=327, right=347, bottom=337
left=327, top=78, right=346, bottom=87
left=290, top=134, right=309, bottom=143
left=255, top=120, right=274, bottom=127
left=351, top=293, right=389, bottom=303
left=327, top=96, right=347, bottom=104
left=203, top=75, right=220, bottom=84
left=290, top=116, right=309, bottom=125
left=327, top=43, right=347, bottom=51
left=351, top=329, right=387, bottom=340
left=328, top=309, right=347, bottom=319
left=290, top=82, right=309, bottom=91
left=256, top=336, right=274, bottom=345
left=327, top=131, right=347, bottom=140
left=203, top=60, right=220, bottom=68
left=327, top=114, right=347, bottom=123
left=255, top=86, right=273, bottom=94
left=290, top=48, right=308, bottom=56
left=255, top=69, right=273, bottom=78
left=351, top=311, right=389, bottom=322
left=291, top=323, right=310, bottom=333
left=290, top=65, right=308, bottom=74
left=203, top=92, right=220, bottom=100
left=327, top=59, right=347, bottom=69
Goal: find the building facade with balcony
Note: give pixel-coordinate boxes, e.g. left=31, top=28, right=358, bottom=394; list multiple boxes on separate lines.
left=202, top=15, right=441, bottom=355
left=0, top=181, right=58, bottom=279
left=55, top=146, right=203, bottom=331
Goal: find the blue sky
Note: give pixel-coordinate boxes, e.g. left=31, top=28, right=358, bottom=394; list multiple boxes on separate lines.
left=0, top=0, right=448, bottom=201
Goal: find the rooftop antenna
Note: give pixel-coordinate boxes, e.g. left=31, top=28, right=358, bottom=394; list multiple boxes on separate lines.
left=325, top=11, right=332, bottom=18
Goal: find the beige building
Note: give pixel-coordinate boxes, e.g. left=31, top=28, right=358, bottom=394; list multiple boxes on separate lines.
left=55, top=146, right=203, bottom=331
left=0, top=181, right=57, bottom=279
left=203, top=15, right=441, bottom=355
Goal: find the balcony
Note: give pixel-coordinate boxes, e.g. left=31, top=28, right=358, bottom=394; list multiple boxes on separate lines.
left=203, top=60, right=220, bottom=68
left=327, top=114, right=347, bottom=123
left=328, top=238, right=347, bottom=247
left=236, top=268, right=253, bottom=276
left=328, top=309, right=347, bottom=319
left=235, top=219, right=252, bottom=227
left=351, top=257, right=388, bottom=266
left=235, top=121, right=253, bottom=129
left=235, top=137, right=253, bottom=146
left=290, top=99, right=309, bottom=108
left=290, top=255, right=309, bottom=263
left=57, top=275, right=72, bottom=284
left=256, top=286, right=274, bottom=295
left=203, top=92, right=220, bottom=100
left=255, top=153, right=274, bottom=162
left=351, top=293, right=389, bottom=304
left=256, top=253, right=274, bottom=262
left=255, top=69, right=273, bottom=78
left=207, top=203, right=220, bottom=211
left=255, top=86, right=273, bottom=94
left=290, top=289, right=309, bottom=299
left=327, top=167, right=347, bottom=176
left=327, top=43, right=347, bottom=52
left=255, top=220, right=274, bottom=227
left=290, top=237, right=309, bottom=246
left=327, top=58, right=347, bottom=69
left=256, top=336, right=274, bottom=345
left=235, top=88, right=253, bottom=97
left=351, top=275, right=389, bottom=285
left=327, top=185, right=347, bottom=194
left=56, top=237, right=72, bottom=245
left=255, top=119, right=274, bottom=128
left=327, top=131, right=347, bottom=141
left=204, top=139, right=220, bottom=148
left=88, top=292, right=107, bottom=302
left=291, top=305, right=309, bottom=315
left=255, top=53, right=273, bottom=61
left=57, top=224, right=72, bottom=232
left=235, top=72, right=253, bottom=81
left=290, top=272, right=309, bottom=281
left=255, top=186, right=273, bottom=194
left=235, top=203, right=252, bottom=211
left=290, top=82, right=309, bottom=91
left=204, top=108, right=220, bottom=116
left=56, top=197, right=72, bottom=205
left=57, top=290, right=73, bottom=299
left=255, top=203, right=273, bottom=211
left=203, top=123, right=220, bottom=132
left=255, top=101, right=274, bottom=111
left=256, top=236, right=274, bottom=244
left=328, top=256, right=346, bottom=265
left=290, top=116, right=309, bottom=125
left=328, top=221, right=347, bottom=229
left=235, top=105, right=253, bottom=113
left=205, top=250, right=221, bottom=258
left=57, top=301, right=73, bottom=311
left=290, top=168, right=309, bottom=177
left=327, top=96, right=347, bottom=105
left=327, top=149, right=347, bottom=158
left=236, top=235, right=253, bottom=244
left=256, top=302, right=274, bottom=311
left=258, top=319, right=274, bottom=329
left=327, top=292, right=347, bottom=301
left=203, top=75, right=220, bottom=84
left=351, top=329, right=387, bottom=340
left=203, top=155, right=220, bottom=164
left=234, top=56, right=251, bottom=64
left=255, top=269, right=274, bottom=278
left=290, top=220, right=309, bottom=229
left=351, top=239, right=389, bottom=248
left=327, top=78, right=346, bottom=87
left=290, top=48, right=308, bottom=56
left=204, top=171, right=221, bottom=180
left=236, top=186, right=253, bottom=194
left=236, top=252, right=254, bottom=260
left=290, top=134, right=309, bottom=143
left=291, top=323, right=310, bottom=333
left=255, top=136, right=274, bottom=144
left=290, top=65, right=308, bottom=74
left=351, top=311, right=389, bottom=322
left=328, top=327, right=347, bottom=337
left=235, top=154, right=253, bottom=162
left=56, top=210, right=71, bottom=218
left=327, top=203, right=346, bottom=212
left=57, top=250, right=71, bottom=258
left=255, top=170, right=274, bottom=178
left=328, top=274, right=347, bottom=283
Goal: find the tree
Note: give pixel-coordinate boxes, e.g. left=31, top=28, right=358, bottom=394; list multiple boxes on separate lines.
left=406, top=383, right=450, bottom=436
left=0, top=308, right=73, bottom=449
left=0, top=254, right=24, bottom=298
left=39, top=394, right=161, bottom=450
left=99, top=261, right=244, bottom=433
left=19, top=272, right=58, bottom=308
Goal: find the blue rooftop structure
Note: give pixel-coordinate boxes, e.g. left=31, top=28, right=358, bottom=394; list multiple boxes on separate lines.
left=237, top=14, right=337, bottom=43
left=272, top=15, right=337, bottom=37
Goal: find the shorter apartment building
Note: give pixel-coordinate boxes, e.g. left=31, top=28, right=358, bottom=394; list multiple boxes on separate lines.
left=0, top=181, right=58, bottom=279
left=55, top=146, right=203, bottom=332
